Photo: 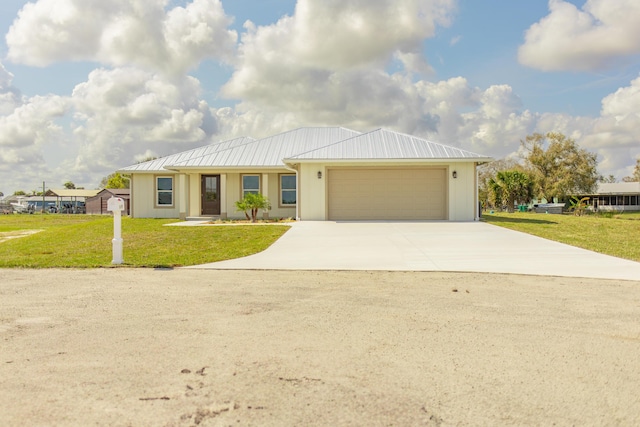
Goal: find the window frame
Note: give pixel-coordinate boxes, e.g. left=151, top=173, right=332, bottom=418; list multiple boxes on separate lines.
left=155, top=175, right=174, bottom=208
left=279, top=173, right=296, bottom=207
left=241, top=174, right=261, bottom=198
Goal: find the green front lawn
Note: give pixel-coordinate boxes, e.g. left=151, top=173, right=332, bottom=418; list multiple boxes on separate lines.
left=0, top=214, right=289, bottom=268
left=482, top=211, right=640, bottom=262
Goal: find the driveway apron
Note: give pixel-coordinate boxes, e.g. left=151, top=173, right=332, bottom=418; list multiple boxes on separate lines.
left=190, top=221, right=640, bottom=281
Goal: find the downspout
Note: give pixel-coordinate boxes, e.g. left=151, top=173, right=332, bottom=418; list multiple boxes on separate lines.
left=283, top=162, right=300, bottom=220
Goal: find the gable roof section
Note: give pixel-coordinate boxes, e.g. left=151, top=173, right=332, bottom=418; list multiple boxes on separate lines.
left=119, top=137, right=256, bottom=172
left=284, top=128, right=492, bottom=162
left=95, top=188, right=131, bottom=197
left=168, top=127, right=361, bottom=168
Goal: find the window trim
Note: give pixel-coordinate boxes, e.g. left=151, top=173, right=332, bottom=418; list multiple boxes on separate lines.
left=279, top=173, right=297, bottom=207
left=241, top=174, right=261, bottom=198
left=155, top=175, right=175, bottom=208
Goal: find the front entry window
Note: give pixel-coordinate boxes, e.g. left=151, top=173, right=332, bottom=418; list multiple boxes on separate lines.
left=204, top=177, right=218, bottom=202
left=242, top=175, right=260, bottom=197
left=280, top=174, right=296, bottom=205
left=156, top=176, right=173, bottom=206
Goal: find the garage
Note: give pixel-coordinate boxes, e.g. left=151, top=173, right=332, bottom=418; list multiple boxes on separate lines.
left=327, top=168, right=447, bottom=220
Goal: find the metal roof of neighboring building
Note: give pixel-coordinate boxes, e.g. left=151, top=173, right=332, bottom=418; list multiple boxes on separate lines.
left=45, top=189, right=100, bottom=198
left=596, top=182, right=640, bottom=194
left=168, top=127, right=361, bottom=168
left=119, top=137, right=256, bottom=172
left=285, top=128, right=492, bottom=162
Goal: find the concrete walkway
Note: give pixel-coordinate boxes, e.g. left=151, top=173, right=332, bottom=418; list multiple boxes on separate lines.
left=189, top=221, right=640, bottom=281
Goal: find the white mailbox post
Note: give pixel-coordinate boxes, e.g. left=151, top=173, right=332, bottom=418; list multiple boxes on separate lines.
left=107, top=197, right=125, bottom=265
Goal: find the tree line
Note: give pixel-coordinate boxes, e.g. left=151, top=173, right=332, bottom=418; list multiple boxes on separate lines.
left=480, top=132, right=640, bottom=212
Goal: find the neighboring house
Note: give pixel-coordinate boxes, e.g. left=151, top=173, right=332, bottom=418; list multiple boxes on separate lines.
left=119, top=127, right=492, bottom=221
left=86, top=189, right=131, bottom=215
left=587, top=182, right=640, bottom=212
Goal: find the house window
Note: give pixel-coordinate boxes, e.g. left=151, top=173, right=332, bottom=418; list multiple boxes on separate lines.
left=242, top=175, right=260, bottom=197
left=156, top=176, right=173, bottom=206
left=280, top=174, right=296, bottom=206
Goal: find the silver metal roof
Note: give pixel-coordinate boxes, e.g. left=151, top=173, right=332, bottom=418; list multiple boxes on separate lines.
left=120, top=127, right=491, bottom=172
left=168, top=127, right=361, bottom=168
left=119, top=137, right=256, bottom=172
left=596, top=182, right=640, bottom=194
left=285, top=128, right=492, bottom=161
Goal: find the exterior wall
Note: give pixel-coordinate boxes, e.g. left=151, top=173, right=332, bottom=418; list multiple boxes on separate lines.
left=223, top=172, right=296, bottom=219
left=131, top=173, right=180, bottom=218
left=131, top=164, right=480, bottom=220
left=298, top=161, right=479, bottom=221
left=86, top=193, right=130, bottom=215
left=225, top=173, right=241, bottom=218
left=447, top=162, right=477, bottom=221
left=299, top=164, right=327, bottom=220
left=596, top=205, right=640, bottom=212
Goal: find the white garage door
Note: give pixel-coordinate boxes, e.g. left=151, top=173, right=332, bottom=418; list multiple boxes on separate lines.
left=328, top=168, right=447, bottom=220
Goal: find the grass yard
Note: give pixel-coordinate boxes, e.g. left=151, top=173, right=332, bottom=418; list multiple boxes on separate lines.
left=482, top=211, right=640, bottom=262
left=0, top=214, right=289, bottom=268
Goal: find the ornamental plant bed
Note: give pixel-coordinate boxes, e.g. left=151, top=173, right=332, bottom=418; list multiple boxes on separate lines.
left=208, top=218, right=295, bottom=225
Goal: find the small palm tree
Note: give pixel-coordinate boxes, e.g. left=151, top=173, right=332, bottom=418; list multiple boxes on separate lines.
left=569, top=196, right=590, bottom=216
left=489, top=170, right=533, bottom=213
left=235, top=193, right=271, bottom=222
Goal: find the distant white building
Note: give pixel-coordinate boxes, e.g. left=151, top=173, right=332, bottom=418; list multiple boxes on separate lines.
left=588, top=182, right=640, bottom=212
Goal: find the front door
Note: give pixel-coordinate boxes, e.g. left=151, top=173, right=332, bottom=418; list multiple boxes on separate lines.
left=201, top=175, right=220, bottom=215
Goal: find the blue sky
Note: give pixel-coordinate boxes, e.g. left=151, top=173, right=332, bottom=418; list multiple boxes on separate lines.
left=1, top=0, right=639, bottom=193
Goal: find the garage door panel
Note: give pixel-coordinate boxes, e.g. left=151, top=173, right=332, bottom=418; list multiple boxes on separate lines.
left=328, top=168, right=446, bottom=220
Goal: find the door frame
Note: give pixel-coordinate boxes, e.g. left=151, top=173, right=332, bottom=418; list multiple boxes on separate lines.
left=201, top=174, right=221, bottom=215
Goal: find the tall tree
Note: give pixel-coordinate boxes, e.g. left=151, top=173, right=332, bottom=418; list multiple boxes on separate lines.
left=99, top=173, right=130, bottom=189
left=521, top=132, right=598, bottom=201
left=599, top=174, right=617, bottom=183
left=488, top=170, right=533, bottom=213
left=63, top=181, right=76, bottom=189
left=622, top=158, right=640, bottom=182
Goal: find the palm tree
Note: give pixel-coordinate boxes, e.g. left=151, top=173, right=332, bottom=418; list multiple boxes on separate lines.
left=235, top=193, right=271, bottom=222
left=489, top=170, right=533, bottom=213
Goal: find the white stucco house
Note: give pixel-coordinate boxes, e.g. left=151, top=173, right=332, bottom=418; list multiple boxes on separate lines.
left=118, top=127, right=492, bottom=221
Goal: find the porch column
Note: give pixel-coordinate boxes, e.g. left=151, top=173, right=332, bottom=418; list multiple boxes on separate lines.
left=262, top=173, right=269, bottom=219
left=220, top=173, right=227, bottom=219
left=178, top=174, right=187, bottom=220
left=189, top=174, right=200, bottom=217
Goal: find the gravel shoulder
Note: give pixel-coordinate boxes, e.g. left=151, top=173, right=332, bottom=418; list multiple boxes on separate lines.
left=1, top=268, right=639, bottom=426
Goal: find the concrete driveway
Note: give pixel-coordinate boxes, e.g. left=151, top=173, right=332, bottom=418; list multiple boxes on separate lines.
left=191, top=221, right=640, bottom=281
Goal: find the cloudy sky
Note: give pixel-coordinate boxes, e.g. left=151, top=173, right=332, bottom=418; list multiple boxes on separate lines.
left=1, top=0, right=639, bottom=193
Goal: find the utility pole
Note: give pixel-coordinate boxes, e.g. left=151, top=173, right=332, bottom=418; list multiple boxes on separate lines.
left=42, top=181, right=45, bottom=213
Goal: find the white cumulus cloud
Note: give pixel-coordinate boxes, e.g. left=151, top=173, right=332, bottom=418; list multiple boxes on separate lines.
left=6, top=0, right=237, bottom=75
left=69, top=67, right=216, bottom=177
left=518, top=0, right=640, bottom=71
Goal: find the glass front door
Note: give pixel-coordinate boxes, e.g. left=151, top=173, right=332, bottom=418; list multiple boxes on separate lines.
left=201, top=175, right=220, bottom=215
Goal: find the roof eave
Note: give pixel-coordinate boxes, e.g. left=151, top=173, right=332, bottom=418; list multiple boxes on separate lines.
left=164, top=165, right=290, bottom=172
left=283, top=157, right=493, bottom=164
